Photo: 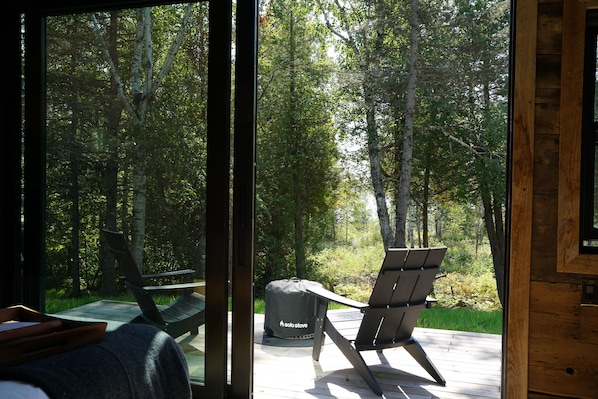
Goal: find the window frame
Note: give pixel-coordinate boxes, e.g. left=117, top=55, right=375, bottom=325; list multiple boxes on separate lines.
left=580, top=11, right=598, bottom=252
left=557, top=0, right=598, bottom=274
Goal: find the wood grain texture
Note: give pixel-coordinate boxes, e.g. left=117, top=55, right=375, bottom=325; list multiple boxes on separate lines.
left=529, top=336, right=598, bottom=398
left=579, top=305, right=598, bottom=344
left=529, top=281, right=581, bottom=341
left=508, top=0, right=538, bottom=396
left=537, top=1, right=563, bottom=54
left=532, top=135, right=559, bottom=195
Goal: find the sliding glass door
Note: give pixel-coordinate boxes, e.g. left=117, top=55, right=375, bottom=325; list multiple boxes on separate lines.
left=9, top=0, right=256, bottom=396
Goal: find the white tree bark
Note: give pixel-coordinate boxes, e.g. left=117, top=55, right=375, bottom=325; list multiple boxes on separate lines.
left=318, top=0, right=394, bottom=249
left=394, top=0, right=419, bottom=248
left=91, top=5, right=194, bottom=270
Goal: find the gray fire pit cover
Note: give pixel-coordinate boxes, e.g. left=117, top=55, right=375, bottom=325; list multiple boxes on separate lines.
left=264, top=278, right=322, bottom=339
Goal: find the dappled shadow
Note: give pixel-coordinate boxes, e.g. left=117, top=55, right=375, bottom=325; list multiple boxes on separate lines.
left=306, top=359, right=441, bottom=399
left=299, top=330, right=501, bottom=399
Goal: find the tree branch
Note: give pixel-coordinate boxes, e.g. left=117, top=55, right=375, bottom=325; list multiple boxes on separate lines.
left=89, top=12, right=137, bottom=121
left=153, top=3, right=194, bottom=92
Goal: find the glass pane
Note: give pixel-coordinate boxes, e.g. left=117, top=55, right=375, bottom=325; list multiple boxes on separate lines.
left=45, top=3, right=208, bottom=384
left=594, top=144, right=598, bottom=229
left=595, top=39, right=598, bottom=118
left=594, top=36, right=598, bottom=232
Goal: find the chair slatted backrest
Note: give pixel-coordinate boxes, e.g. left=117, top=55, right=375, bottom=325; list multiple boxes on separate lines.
left=102, top=229, right=165, bottom=324
left=355, top=247, right=446, bottom=350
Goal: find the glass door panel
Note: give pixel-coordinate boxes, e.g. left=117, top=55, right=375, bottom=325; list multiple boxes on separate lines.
left=44, top=2, right=211, bottom=385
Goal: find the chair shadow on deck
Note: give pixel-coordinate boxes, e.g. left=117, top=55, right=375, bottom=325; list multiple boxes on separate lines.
left=307, top=349, right=442, bottom=399
left=306, top=376, right=438, bottom=399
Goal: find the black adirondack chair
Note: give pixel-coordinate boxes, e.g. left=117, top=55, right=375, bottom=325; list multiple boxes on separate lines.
left=307, top=247, right=447, bottom=396
left=102, top=229, right=206, bottom=339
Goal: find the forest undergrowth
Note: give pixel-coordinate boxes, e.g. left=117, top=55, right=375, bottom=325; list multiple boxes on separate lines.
left=308, top=231, right=502, bottom=312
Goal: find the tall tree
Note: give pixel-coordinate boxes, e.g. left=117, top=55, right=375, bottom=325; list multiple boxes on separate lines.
left=100, top=10, right=123, bottom=296
left=47, top=13, right=109, bottom=294
left=90, top=5, right=194, bottom=270
left=418, top=0, right=509, bottom=303
left=319, top=0, right=421, bottom=249
left=257, top=0, right=338, bottom=285
left=394, top=0, right=420, bottom=247
left=452, top=0, right=508, bottom=305
left=45, top=4, right=210, bottom=295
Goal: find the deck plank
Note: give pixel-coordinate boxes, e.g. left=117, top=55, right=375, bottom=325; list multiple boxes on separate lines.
left=253, top=320, right=501, bottom=399
left=57, top=300, right=501, bottom=398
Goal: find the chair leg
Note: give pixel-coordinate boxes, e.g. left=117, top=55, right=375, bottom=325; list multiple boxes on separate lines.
left=324, top=320, right=384, bottom=396
left=403, top=339, right=446, bottom=386
left=312, top=300, right=328, bottom=361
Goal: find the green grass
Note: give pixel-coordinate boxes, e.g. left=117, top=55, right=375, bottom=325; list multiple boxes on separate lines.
left=417, top=307, right=503, bottom=334
left=46, top=292, right=502, bottom=335
left=45, top=291, right=176, bottom=314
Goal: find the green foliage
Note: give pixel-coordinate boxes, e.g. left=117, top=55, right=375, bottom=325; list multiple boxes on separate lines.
left=305, top=201, right=502, bottom=312
left=307, top=242, right=383, bottom=292
left=45, top=5, right=211, bottom=297
left=441, top=245, right=494, bottom=276
left=309, top=244, right=501, bottom=311
left=434, top=272, right=501, bottom=311
left=42, top=1, right=508, bottom=335
left=255, top=0, right=340, bottom=291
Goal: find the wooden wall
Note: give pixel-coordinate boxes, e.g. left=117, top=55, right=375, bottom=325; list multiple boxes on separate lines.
left=509, top=0, right=598, bottom=397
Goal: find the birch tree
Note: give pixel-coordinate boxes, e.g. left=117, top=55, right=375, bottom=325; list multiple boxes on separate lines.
left=318, top=0, right=419, bottom=249
left=417, top=0, right=509, bottom=304
left=394, top=0, right=420, bottom=247
left=90, top=4, right=193, bottom=270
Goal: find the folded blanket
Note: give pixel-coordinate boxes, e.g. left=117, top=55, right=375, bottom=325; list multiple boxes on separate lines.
left=0, top=323, right=191, bottom=399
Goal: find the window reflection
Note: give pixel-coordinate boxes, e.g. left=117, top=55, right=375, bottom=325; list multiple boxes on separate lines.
left=45, top=3, right=208, bottom=383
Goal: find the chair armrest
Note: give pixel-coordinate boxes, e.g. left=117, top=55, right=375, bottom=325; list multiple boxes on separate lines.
left=141, top=269, right=195, bottom=280
left=143, top=281, right=206, bottom=292
left=425, top=296, right=438, bottom=308
left=307, top=285, right=369, bottom=310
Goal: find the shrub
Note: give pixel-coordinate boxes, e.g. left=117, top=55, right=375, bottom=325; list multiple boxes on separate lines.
left=434, top=272, right=501, bottom=310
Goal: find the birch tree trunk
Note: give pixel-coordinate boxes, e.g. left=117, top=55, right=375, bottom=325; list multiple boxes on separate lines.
left=366, top=93, right=394, bottom=250
left=319, top=1, right=394, bottom=250
left=319, top=0, right=417, bottom=250
left=91, top=5, right=193, bottom=271
left=394, top=0, right=419, bottom=248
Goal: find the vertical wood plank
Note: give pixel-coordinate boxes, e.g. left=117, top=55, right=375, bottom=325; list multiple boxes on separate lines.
left=508, top=0, right=538, bottom=396
left=557, top=0, right=591, bottom=274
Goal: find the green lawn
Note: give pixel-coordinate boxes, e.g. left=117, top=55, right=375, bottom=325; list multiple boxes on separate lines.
left=46, top=292, right=502, bottom=335
left=417, top=307, right=502, bottom=334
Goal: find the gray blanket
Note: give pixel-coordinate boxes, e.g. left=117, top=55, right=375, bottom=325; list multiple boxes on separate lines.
left=0, top=323, right=191, bottom=399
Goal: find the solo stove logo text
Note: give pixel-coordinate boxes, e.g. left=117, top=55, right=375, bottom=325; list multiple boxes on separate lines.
left=279, top=320, right=308, bottom=329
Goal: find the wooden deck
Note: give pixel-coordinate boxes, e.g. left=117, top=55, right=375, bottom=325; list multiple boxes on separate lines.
left=57, top=300, right=502, bottom=399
